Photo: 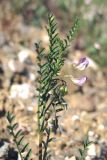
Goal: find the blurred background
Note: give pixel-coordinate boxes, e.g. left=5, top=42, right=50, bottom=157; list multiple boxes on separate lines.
left=0, top=0, right=107, bottom=160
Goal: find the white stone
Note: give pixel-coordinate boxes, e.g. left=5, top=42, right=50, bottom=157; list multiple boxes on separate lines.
left=87, top=144, right=96, bottom=156
left=88, top=131, right=94, bottom=137
left=29, top=73, right=36, bottom=81
left=27, top=106, right=33, bottom=111
left=0, top=141, right=9, bottom=158
left=18, top=49, right=30, bottom=62
left=71, top=115, right=80, bottom=121
left=98, top=124, right=104, bottom=131
left=42, top=34, right=49, bottom=43
left=8, top=59, right=16, bottom=72
left=65, top=156, right=76, bottom=160
left=85, top=156, right=91, bottom=160
left=8, top=59, right=24, bottom=73
left=10, top=83, right=34, bottom=99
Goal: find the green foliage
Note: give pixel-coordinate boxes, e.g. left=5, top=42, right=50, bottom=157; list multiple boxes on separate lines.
left=36, top=13, right=79, bottom=160
left=76, top=136, right=92, bottom=160
left=6, top=112, right=32, bottom=160
left=36, top=12, right=79, bottom=132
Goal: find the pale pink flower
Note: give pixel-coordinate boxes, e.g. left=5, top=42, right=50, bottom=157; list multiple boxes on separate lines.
left=70, top=76, right=87, bottom=86
left=73, top=57, right=89, bottom=71
left=64, top=57, right=89, bottom=86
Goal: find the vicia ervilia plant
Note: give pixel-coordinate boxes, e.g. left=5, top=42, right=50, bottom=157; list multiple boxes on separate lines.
left=36, top=13, right=89, bottom=160
left=7, top=112, right=32, bottom=160
left=6, top=13, right=90, bottom=160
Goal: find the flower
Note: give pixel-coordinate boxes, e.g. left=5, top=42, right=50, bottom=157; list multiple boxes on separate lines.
left=64, top=57, right=89, bottom=86
left=71, top=76, right=87, bottom=86
left=73, top=57, right=89, bottom=71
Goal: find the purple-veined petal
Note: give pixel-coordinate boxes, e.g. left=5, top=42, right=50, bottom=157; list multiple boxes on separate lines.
left=73, top=57, right=89, bottom=70
left=71, top=76, right=87, bottom=86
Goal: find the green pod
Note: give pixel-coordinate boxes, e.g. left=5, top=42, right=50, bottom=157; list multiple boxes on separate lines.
left=59, top=85, right=68, bottom=95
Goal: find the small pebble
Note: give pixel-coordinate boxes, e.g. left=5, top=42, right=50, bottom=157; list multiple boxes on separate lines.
left=18, top=49, right=30, bottom=62
left=85, top=156, right=91, bottom=160
left=65, top=156, right=76, bottom=160
left=87, top=144, right=96, bottom=157
left=9, top=83, right=34, bottom=99
left=8, top=59, right=24, bottom=73
left=98, top=124, right=105, bottom=131
left=0, top=140, right=9, bottom=158
left=71, top=115, right=80, bottom=121
left=88, top=130, right=94, bottom=137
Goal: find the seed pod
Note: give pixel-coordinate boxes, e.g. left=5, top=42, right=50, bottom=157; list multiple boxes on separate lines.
left=59, top=85, right=68, bottom=95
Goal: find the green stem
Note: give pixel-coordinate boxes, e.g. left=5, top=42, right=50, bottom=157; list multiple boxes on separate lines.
left=45, top=97, right=55, bottom=114
left=43, top=129, right=50, bottom=160
left=39, top=132, right=43, bottom=160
